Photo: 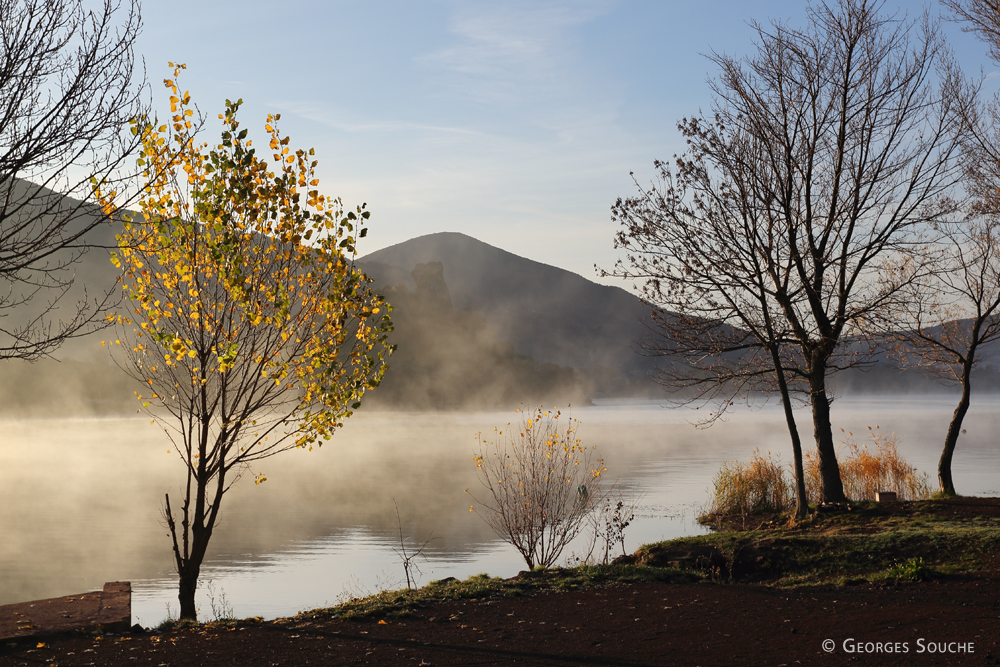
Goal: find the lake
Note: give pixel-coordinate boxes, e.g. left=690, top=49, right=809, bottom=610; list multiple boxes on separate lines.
left=1, top=395, right=998, bottom=626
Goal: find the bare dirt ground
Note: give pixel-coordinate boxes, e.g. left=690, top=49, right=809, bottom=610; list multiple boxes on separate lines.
left=2, top=498, right=999, bottom=666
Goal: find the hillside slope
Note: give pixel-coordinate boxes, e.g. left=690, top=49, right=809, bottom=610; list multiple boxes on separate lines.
left=364, top=261, right=594, bottom=409
left=357, top=232, right=657, bottom=378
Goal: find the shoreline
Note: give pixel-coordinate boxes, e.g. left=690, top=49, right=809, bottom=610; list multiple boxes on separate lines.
left=3, top=498, right=998, bottom=665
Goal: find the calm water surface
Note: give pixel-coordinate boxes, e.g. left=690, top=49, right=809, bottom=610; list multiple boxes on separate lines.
left=1, top=395, right=998, bottom=626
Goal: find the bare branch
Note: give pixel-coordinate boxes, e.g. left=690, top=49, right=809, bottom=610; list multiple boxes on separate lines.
left=0, top=0, right=147, bottom=360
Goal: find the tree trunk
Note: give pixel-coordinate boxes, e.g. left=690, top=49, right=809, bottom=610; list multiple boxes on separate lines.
left=167, top=460, right=224, bottom=622
left=783, top=399, right=810, bottom=518
left=939, top=370, right=972, bottom=497
left=175, top=518, right=216, bottom=621
left=808, top=368, right=846, bottom=503
left=769, top=346, right=809, bottom=518
left=178, top=563, right=200, bottom=621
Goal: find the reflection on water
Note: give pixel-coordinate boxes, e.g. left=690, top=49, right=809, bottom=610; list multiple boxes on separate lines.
left=1, top=396, right=998, bottom=625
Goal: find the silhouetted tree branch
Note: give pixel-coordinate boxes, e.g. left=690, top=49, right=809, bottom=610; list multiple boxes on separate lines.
left=0, top=0, right=146, bottom=360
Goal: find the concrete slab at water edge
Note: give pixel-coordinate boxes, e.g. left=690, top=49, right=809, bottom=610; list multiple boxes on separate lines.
left=0, top=582, right=130, bottom=640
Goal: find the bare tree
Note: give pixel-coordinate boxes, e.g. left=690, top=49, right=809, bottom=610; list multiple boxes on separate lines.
left=0, top=0, right=145, bottom=360
left=391, top=500, right=436, bottom=590
left=590, top=488, right=642, bottom=564
left=611, top=0, right=962, bottom=503
left=468, top=407, right=607, bottom=569
left=890, top=0, right=1000, bottom=496
left=891, top=218, right=1000, bottom=496
left=609, top=143, right=814, bottom=516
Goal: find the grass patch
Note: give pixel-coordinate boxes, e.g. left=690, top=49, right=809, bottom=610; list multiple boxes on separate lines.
left=870, top=557, right=937, bottom=583
left=640, top=502, right=1000, bottom=586
left=292, top=565, right=699, bottom=622
left=703, top=429, right=932, bottom=525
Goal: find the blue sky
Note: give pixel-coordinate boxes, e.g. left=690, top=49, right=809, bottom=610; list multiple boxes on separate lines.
left=134, top=1, right=997, bottom=285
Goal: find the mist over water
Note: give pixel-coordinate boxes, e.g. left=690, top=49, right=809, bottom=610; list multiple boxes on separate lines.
left=2, top=395, right=999, bottom=626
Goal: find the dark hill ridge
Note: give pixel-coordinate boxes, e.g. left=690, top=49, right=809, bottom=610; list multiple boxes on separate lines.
left=357, top=232, right=657, bottom=377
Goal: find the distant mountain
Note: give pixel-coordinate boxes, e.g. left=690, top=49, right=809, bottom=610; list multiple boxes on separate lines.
left=357, top=232, right=658, bottom=380
left=362, top=261, right=596, bottom=409
left=357, top=232, right=1000, bottom=399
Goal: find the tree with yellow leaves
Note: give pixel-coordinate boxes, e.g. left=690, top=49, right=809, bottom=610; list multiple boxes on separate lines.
left=97, top=65, right=392, bottom=621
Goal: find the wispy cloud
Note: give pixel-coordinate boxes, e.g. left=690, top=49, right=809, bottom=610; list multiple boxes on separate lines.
left=279, top=102, right=492, bottom=138
left=418, top=0, right=619, bottom=107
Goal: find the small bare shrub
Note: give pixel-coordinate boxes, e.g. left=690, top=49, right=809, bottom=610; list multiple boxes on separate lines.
left=205, top=580, right=234, bottom=622
left=591, top=489, right=643, bottom=563
left=391, top=500, right=437, bottom=590
left=707, top=449, right=794, bottom=516
left=805, top=427, right=931, bottom=501
left=468, top=406, right=606, bottom=569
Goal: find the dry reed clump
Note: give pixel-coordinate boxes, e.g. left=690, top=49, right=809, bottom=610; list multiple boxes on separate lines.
left=805, top=426, right=931, bottom=502
left=707, top=449, right=795, bottom=516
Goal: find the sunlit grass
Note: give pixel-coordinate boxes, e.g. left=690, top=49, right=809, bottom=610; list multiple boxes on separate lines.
left=806, top=427, right=931, bottom=502
left=707, top=449, right=794, bottom=516
left=706, top=427, right=930, bottom=517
